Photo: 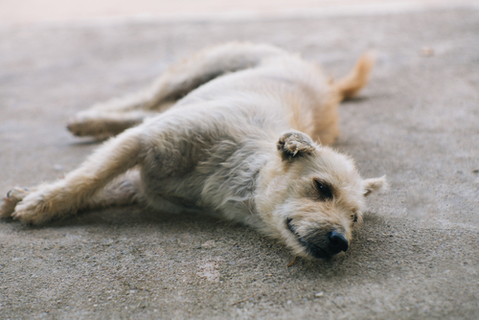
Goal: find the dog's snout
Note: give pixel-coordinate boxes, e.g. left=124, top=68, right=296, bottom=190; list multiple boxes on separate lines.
left=328, top=231, right=348, bottom=254
left=291, top=226, right=349, bottom=259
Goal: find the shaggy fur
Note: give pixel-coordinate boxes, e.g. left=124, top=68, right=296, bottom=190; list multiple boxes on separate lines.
left=0, top=42, right=386, bottom=260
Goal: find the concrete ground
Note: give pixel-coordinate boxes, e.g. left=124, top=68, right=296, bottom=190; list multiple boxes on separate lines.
left=2, top=0, right=475, bottom=24
left=1, top=3, right=479, bottom=319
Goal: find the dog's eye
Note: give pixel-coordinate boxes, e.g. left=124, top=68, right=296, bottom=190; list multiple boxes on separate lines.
left=313, top=179, right=333, bottom=201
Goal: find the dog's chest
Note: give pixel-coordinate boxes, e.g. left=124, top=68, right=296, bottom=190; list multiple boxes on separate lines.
left=142, top=137, right=269, bottom=223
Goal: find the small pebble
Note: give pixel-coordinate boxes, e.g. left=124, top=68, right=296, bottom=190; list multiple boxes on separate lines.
left=420, top=46, right=434, bottom=56
left=315, top=292, right=324, bottom=297
left=201, top=240, right=216, bottom=249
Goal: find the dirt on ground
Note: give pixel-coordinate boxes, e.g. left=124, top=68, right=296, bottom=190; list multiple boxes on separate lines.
left=0, top=6, right=478, bottom=319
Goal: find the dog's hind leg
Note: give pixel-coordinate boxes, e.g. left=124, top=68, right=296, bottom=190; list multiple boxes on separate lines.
left=2, top=127, right=145, bottom=224
left=67, top=42, right=285, bottom=138
left=84, top=169, right=145, bottom=210
left=66, top=110, right=160, bottom=139
left=140, top=42, right=286, bottom=110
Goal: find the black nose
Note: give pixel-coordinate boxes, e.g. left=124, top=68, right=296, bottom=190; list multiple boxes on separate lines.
left=328, top=231, right=349, bottom=254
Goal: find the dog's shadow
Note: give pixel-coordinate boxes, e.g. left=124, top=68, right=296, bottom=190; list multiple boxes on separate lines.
left=17, top=206, right=401, bottom=283
left=69, top=137, right=107, bottom=146
left=342, top=96, right=370, bottom=104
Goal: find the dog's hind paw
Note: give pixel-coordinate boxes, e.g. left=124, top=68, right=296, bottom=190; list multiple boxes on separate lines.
left=66, top=113, right=132, bottom=140
left=66, top=116, right=106, bottom=138
left=0, top=187, right=30, bottom=219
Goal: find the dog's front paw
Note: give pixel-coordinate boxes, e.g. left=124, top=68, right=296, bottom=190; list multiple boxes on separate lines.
left=0, top=187, right=30, bottom=219
left=11, top=191, right=61, bottom=225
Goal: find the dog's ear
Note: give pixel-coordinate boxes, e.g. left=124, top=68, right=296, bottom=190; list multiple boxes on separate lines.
left=277, top=131, right=317, bottom=161
left=363, top=176, right=388, bottom=197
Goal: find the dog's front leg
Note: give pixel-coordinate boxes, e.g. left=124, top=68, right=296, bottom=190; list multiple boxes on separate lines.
left=2, top=128, right=144, bottom=224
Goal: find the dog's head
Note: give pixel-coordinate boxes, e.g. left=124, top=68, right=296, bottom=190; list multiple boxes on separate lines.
left=256, top=131, right=387, bottom=260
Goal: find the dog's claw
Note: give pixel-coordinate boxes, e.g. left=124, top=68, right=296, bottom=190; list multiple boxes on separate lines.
left=1, top=187, right=31, bottom=219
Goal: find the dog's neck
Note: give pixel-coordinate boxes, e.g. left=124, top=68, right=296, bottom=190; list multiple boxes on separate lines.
left=251, top=153, right=290, bottom=236
left=201, top=140, right=272, bottom=229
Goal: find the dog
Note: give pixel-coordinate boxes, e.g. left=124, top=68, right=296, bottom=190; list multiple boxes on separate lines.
left=0, top=42, right=386, bottom=260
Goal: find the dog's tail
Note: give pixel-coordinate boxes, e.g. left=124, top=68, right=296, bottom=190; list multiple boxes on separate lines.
left=334, top=52, right=375, bottom=101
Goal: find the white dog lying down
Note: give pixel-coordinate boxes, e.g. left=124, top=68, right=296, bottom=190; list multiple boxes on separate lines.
left=1, top=42, right=386, bottom=260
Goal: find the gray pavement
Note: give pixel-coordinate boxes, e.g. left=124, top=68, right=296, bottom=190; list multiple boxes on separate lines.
left=1, top=7, right=478, bottom=319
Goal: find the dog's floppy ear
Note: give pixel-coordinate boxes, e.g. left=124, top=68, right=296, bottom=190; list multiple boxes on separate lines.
left=277, top=131, right=317, bottom=161
left=363, top=176, right=388, bottom=197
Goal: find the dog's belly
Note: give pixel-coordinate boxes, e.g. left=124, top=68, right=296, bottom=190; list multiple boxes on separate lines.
left=141, top=173, right=209, bottom=211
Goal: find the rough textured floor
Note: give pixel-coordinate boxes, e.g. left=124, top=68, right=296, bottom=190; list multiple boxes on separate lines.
left=1, top=7, right=478, bottom=319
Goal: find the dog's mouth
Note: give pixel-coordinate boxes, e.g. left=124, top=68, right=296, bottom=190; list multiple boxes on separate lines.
left=286, top=218, right=332, bottom=260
